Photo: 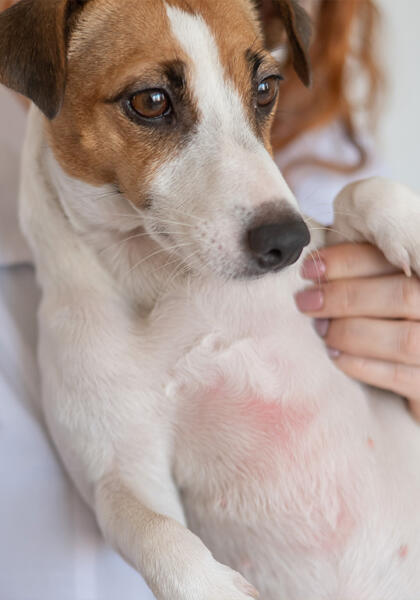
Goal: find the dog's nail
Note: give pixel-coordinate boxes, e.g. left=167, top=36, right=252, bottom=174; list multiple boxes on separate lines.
left=301, top=255, right=326, bottom=280
left=295, top=288, right=324, bottom=312
left=327, top=347, right=341, bottom=359
left=314, top=318, right=330, bottom=337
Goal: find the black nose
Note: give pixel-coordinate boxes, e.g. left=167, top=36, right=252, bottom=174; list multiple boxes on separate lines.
left=247, top=218, right=311, bottom=273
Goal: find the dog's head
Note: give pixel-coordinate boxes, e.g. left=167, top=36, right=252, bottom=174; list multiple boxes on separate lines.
left=0, top=0, right=312, bottom=280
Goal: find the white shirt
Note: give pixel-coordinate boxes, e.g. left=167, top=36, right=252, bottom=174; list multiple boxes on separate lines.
left=0, top=85, right=386, bottom=600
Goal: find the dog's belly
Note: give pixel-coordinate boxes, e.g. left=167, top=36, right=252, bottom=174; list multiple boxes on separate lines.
left=169, top=334, right=420, bottom=598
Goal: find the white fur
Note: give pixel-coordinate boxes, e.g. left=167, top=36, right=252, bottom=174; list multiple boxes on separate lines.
left=140, top=6, right=299, bottom=280
left=17, top=8, right=420, bottom=600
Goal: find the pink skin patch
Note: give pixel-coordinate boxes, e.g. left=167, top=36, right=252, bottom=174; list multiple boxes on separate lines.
left=238, top=396, right=315, bottom=452
left=367, top=437, right=375, bottom=449
left=181, top=379, right=356, bottom=555
left=399, top=545, right=409, bottom=559
left=182, top=378, right=317, bottom=477
left=319, top=492, right=355, bottom=554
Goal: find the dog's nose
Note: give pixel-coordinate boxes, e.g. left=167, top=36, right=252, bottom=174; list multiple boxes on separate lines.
left=247, top=217, right=311, bottom=273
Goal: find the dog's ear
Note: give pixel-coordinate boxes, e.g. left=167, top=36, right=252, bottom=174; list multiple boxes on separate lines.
left=259, top=0, right=312, bottom=87
left=0, top=0, right=90, bottom=119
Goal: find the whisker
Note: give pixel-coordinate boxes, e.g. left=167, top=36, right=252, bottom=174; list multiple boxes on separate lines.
left=164, top=248, right=202, bottom=292
left=165, top=205, right=206, bottom=223
left=99, top=212, right=141, bottom=219
left=92, top=191, right=124, bottom=201
left=99, top=230, right=186, bottom=254
left=153, top=255, right=184, bottom=275
left=157, top=247, right=205, bottom=298
left=124, top=242, right=193, bottom=279
left=308, top=247, right=324, bottom=286
left=150, top=218, right=196, bottom=229
left=308, top=225, right=355, bottom=244
left=100, top=212, right=197, bottom=231
left=128, top=198, right=205, bottom=225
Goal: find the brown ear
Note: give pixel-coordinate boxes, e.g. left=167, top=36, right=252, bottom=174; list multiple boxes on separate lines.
left=0, top=0, right=90, bottom=119
left=261, top=0, right=312, bottom=87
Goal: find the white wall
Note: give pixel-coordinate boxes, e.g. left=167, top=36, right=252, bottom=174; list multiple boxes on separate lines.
left=379, top=0, right=420, bottom=190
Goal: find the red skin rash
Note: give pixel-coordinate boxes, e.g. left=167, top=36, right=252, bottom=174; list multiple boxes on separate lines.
left=183, top=380, right=356, bottom=555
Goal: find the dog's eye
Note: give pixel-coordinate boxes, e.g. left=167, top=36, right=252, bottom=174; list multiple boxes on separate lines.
left=130, top=89, right=171, bottom=119
left=257, top=76, right=282, bottom=108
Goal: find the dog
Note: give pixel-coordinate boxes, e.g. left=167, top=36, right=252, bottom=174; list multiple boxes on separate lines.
left=1, top=0, right=420, bottom=598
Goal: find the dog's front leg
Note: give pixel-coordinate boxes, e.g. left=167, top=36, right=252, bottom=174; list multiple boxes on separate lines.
left=95, top=475, right=259, bottom=600
left=38, top=292, right=258, bottom=600
left=328, top=177, right=420, bottom=276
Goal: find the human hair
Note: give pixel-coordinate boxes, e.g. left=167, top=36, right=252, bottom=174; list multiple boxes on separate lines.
left=269, top=0, right=384, bottom=173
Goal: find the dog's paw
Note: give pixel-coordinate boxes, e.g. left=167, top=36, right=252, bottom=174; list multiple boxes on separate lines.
left=152, top=546, right=259, bottom=600
left=209, top=563, right=259, bottom=599
left=331, top=177, right=420, bottom=277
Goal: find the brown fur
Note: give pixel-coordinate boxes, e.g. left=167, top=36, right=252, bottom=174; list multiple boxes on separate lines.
left=48, top=0, right=199, bottom=200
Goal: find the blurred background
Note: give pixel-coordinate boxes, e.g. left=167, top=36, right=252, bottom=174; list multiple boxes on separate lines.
left=380, top=0, right=419, bottom=189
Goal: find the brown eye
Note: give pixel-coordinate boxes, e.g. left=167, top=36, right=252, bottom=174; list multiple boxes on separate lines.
left=130, top=89, right=171, bottom=119
left=257, top=76, right=281, bottom=108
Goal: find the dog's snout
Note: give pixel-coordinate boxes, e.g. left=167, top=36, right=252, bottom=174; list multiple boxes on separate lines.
left=247, top=218, right=311, bottom=273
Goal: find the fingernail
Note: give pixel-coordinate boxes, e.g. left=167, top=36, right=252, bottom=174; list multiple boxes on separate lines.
left=295, top=288, right=324, bottom=312
left=327, top=347, right=341, bottom=359
left=314, top=318, right=330, bottom=337
left=301, top=255, right=326, bottom=280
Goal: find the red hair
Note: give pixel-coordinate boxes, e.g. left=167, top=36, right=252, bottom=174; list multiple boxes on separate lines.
left=270, top=0, right=384, bottom=172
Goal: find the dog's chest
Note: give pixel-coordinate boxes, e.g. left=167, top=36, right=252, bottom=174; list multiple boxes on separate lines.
left=167, top=335, right=420, bottom=593
left=176, top=375, right=316, bottom=488
left=168, top=332, right=359, bottom=554
left=153, top=291, right=420, bottom=594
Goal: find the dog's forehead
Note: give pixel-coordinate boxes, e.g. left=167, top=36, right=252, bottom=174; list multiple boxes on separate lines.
left=165, top=0, right=261, bottom=49
left=67, top=0, right=261, bottom=93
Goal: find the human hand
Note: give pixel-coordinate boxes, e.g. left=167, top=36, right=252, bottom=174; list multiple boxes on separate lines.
left=295, top=243, right=420, bottom=421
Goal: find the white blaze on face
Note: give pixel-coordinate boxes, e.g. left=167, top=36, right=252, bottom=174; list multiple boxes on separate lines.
left=146, top=4, right=300, bottom=278
left=165, top=3, right=259, bottom=148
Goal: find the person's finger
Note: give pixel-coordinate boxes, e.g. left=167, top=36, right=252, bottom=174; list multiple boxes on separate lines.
left=301, top=243, right=398, bottom=282
left=330, top=352, right=420, bottom=421
left=317, top=317, right=420, bottom=367
left=296, top=274, right=420, bottom=320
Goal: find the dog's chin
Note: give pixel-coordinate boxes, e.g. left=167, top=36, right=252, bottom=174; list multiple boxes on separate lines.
left=231, top=261, right=301, bottom=282
left=176, top=250, right=301, bottom=284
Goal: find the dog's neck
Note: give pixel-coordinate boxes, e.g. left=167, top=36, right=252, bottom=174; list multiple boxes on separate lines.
left=44, top=146, right=195, bottom=310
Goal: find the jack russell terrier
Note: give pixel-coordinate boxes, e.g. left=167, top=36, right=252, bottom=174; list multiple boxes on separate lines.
left=1, top=0, right=420, bottom=598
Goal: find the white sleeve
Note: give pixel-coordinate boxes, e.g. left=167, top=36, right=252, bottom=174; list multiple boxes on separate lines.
left=275, top=122, right=390, bottom=225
